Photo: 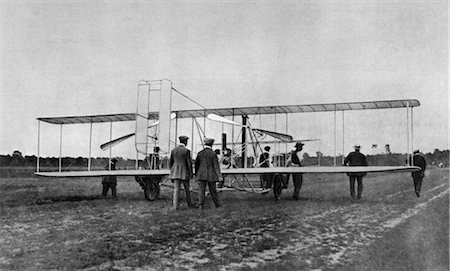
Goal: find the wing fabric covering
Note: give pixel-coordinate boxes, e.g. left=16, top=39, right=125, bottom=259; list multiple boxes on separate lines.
left=207, top=113, right=293, bottom=141
left=252, top=128, right=293, bottom=142
left=35, top=166, right=420, bottom=177
left=100, top=113, right=176, bottom=151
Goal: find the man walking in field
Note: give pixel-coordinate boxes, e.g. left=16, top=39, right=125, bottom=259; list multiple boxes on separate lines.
left=408, top=150, right=427, bottom=197
left=344, top=144, right=368, bottom=199
left=169, top=135, right=194, bottom=210
left=195, top=138, right=222, bottom=209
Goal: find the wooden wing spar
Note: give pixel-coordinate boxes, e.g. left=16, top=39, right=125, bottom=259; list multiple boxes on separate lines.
left=37, top=99, right=420, bottom=124
left=35, top=166, right=420, bottom=178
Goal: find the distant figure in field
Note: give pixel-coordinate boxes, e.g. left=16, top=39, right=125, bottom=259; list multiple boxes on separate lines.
left=102, top=158, right=118, bottom=198
left=407, top=150, right=427, bottom=197
left=344, top=145, right=368, bottom=199
left=169, top=136, right=194, bottom=210
left=287, top=142, right=305, bottom=200
left=259, top=146, right=273, bottom=189
left=195, top=138, right=222, bottom=209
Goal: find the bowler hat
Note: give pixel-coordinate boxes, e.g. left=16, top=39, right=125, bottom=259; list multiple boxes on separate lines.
left=179, top=135, right=189, bottom=141
left=111, top=158, right=118, bottom=163
left=414, top=149, right=420, bottom=154
left=354, top=144, right=361, bottom=150
left=204, top=137, right=215, bottom=146
left=264, top=146, right=271, bottom=151
left=154, top=146, right=160, bottom=152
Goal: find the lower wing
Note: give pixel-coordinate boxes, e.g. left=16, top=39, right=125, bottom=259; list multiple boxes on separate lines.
left=35, top=166, right=419, bottom=178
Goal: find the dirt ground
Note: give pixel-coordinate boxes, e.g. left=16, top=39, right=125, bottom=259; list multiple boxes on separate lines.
left=0, top=168, right=448, bottom=270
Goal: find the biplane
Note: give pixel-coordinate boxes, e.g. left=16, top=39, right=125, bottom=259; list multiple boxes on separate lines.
left=35, top=79, right=420, bottom=200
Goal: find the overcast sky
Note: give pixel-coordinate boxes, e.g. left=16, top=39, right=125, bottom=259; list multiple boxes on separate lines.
left=0, top=1, right=447, bottom=159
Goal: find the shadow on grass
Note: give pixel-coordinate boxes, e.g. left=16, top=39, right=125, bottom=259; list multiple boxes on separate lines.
left=35, top=195, right=104, bottom=205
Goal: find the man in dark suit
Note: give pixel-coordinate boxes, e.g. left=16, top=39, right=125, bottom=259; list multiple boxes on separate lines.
left=169, top=135, right=194, bottom=210
left=408, top=150, right=427, bottom=197
left=344, top=144, right=368, bottom=199
left=102, top=158, right=118, bottom=198
left=195, top=138, right=222, bottom=209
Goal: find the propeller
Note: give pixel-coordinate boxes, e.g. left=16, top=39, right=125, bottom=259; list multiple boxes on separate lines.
left=100, top=113, right=176, bottom=150
left=207, top=113, right=293, bottom=142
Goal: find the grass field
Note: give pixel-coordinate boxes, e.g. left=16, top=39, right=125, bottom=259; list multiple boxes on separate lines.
left=0, top=168, right=448, bottom=270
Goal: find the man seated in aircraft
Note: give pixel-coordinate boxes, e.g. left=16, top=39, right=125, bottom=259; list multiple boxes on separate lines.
left=406, top=150, right=427, bottom=197
left=287, top=142, right=304, bottom=200
left=169, top=136, right=195, bottom=210
left=222, top=148, right=234, bottom=168
left=102, top=158, right=118, bottom=199
left=195, top=138, right=222, bottom=209
left=259, top=146, right=273, bottom=189
left=344, top=144, right=368, bottom=200
left=214, top=148, right=228, bottom=188
left=147, top=146, right=161, bottom=169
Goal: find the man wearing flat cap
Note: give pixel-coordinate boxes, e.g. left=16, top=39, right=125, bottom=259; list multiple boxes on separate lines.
left=195, top=137, right=222, bottom=209
left=287, top=142, right=305, bottom=200
left=344, top=144, right=368, bottom=199
left=169, top=135, right=194, bottom=209
left=407, top=150, right=427, bottom=197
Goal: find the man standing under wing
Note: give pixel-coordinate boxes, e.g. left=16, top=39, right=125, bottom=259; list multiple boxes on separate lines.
left=287, top=142, right=304, bottom=200
left=169, top=135, right=195, bottom=210
left=344, top=144, right=368, bottom=200
left=102, top=158, right=118, bottom=199
left=195, top=138, right=222, bottom=209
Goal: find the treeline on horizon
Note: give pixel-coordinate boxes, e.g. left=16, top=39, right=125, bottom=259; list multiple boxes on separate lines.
left=1, top=149, right=448, bottom=169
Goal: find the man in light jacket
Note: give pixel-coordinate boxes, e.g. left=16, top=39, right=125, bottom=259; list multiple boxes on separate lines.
left=169, top=135, right=194, bottom=210
left=195, top=138, right=222, bottom=209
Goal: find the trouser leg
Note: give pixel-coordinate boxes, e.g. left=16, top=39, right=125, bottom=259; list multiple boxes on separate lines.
left=273, top=174, right=282, bottom=199
left=413, top=175, right=421, bottom=193
left=357, top=177, right=363, bottom=199
left=416, top=177, right=423, bottom=193
left=349, top=176, right=356, bottom=199
left=183, top=180, right=194, bottom=207
left=111, top=185, right=117, bottom=198
left=198, top=180, right=207, bottom=208
left=102, top=184, right=108, bottom=197
left=267, top=174, right=273, bottom=189
left=293, top=173, right=303, bottom=200
left=173, top=179, right=181, bottom=210
left=208, top=182, right=221, bottom=207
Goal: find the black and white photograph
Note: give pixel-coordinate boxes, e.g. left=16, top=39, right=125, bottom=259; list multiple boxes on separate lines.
left=0, top=1, right=448, bottom=270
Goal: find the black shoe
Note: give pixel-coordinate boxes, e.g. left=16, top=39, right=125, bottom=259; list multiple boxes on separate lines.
left=415, top=191, right=420, bottom=197
left=292, top=195, right=299, bottom=201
